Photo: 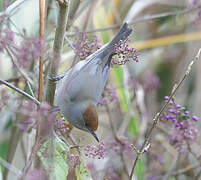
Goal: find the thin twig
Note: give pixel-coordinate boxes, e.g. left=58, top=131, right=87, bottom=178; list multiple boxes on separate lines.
left=0, top=77, right=20, bottom=85
left=3, top=126, right=23, bottom=180
left=162, top=154, right=179, bottom=180
left=46, top=0, right=53, bottom=21
left=26, top=81, right=36, bottom=98
left=64, top=35, right=75, bottom=50
left=0, top=0, right=28, bottom=17
left=106, top=104, right=129, bottom=178
left=117, top=100, right=135, bottom=135
left=20, top=140, right=27, bottom=163
left=0, top=79, right=40, bottom=105
left=5, top=46, right=33, bottom=85
left=66, top=0, right=80, bottom=30
left=21, top=139, right=41, bottom=179
left=7, top=17, right=24, bottom=35
left=172, top=162, right=201, bottom=176
left=67, top=6, right=201, bottom=36
left=0, top=156, right=22, bottom=177
left=187, top=142, right=199, bottom=159
left=129, top=48, right=201, bottom=180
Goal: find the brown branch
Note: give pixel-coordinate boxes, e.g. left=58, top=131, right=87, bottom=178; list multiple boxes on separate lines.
left=38, top=0, right=46, bottom=102
left=129, top=48, right=201, bottom=180
left=31, top=0, right=47, bottom=170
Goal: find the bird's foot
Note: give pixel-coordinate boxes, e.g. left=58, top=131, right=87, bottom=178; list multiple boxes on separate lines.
left=48, top=74, right=65, bottom=82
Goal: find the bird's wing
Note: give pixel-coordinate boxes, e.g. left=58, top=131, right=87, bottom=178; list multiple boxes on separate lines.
left=57, top=56, right=107, bottom=104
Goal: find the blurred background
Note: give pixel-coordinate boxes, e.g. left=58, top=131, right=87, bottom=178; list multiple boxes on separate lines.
left=0, top=0, right=201, bottom=180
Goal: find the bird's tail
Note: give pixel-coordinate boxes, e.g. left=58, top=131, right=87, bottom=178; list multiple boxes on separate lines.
left=88, top=23, right=132, bottom=67
left=108, top=23, right=132, bottom=51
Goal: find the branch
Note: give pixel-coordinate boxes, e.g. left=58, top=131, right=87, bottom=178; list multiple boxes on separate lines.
left=38, top=0, right=46, bottom=102
left=172, top=162, right=201, bottom=176
left=3, top=127, right=23, bottom=180
left=162, top=154, right=179, bottom=180
left=66, top=0, right=80, bottom=31
left=5, top=46, right=33, bottom=85
left=0, top=156, right=22, bottom=177
left=0, top=77, right=20, bottom=84
left=26, top=81, right=36, bottom=98
left=106, top=104, right=129, bottom=178
left=0, top=79, right=40, bottom=105
left=67, top=6, right=201, bottom=36
left=45, top=0, right=69, bottom=105
left=0, top=0, right=28, bottom=17
left=129, top=48, right=201, bottom=180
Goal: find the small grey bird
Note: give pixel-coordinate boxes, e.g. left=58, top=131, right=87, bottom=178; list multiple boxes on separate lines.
left=54, top=23, right=132, bottom=141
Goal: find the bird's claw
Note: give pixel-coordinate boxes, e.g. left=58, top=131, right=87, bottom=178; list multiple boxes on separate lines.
left=48, top=74, right=65, bottom=82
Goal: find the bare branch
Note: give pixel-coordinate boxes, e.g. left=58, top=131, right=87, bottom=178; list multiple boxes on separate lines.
left=38, top=0, right=46, bottom=102
left=26, top=81, right=36, bottom=99
left=106, top=104, right=129, bottom=178
left=0, top=79, right=40, bottom=105
left=45, top=0, right=69, bottom=105
left=162, top=154, right=179, bottom=180
left=172, top=163, right=201, bottom=176
left=129, top=48, right=201, bottom=180
left=64, top=35, right=75, bottom=50
left=0, top=0, right=28, bottom=17
left=0, top=156, right=22, bottom=177
left=5, top=46, right=33, bottom=85
left=67, top=6, right=201, bottom=36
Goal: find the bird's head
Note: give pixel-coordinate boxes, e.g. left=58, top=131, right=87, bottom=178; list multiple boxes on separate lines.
left=70, top=103, right=99, bottom=142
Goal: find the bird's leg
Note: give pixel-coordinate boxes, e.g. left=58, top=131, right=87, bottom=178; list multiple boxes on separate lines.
left=48, top=74, right=65, bottom=82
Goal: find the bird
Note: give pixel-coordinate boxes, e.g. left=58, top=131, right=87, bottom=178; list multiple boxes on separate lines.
left=53, top=23, right=132, bottom=142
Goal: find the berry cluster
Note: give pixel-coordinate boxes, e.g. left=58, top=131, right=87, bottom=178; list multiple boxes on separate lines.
left=14, top=37, right=45, bottom=68
left=84, top=142, right=106, bottom=159
left=0, top=28, right=45, bottom=68
left=161, top=96, right=199, bottom=153
left=112, top=39, right=138, bottom=67
left=0, top=29, right=15, bottom=52
left=55, top=118, right=72, bottom=134
left=16, top=101, right=54, bottom=133
left=74, top=33, right=101, bottom=60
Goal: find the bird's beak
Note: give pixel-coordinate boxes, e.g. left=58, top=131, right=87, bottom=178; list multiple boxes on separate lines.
left=91, top=131, right=99, bottom=142
left=86, top=127, right=99, bottom=142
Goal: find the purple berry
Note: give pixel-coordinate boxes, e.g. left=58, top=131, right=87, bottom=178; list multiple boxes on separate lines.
left=192, top=115, right=199, bottom=122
